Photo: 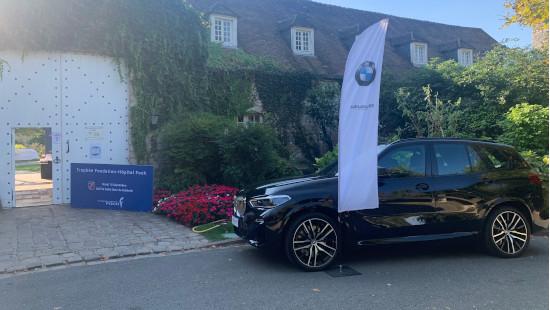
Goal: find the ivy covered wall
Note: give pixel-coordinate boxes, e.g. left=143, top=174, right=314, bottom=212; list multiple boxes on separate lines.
left=0, top=0, right=342, bottom=181
left=0, top=0, right=209, bottom=164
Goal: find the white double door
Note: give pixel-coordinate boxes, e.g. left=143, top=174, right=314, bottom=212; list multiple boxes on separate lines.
left=0, top=51, right=131, bottom=207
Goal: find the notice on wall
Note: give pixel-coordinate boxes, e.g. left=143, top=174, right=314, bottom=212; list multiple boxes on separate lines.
left=86, top=126, right=104, bottom=140
left=71, top=163, right=153, bottom=212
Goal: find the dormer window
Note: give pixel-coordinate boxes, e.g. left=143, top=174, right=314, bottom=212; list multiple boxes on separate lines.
left=410, top=42, right=428, bottom=66
left=457, top=48, right=473, bottom=66
left=291, top=27, right=314, bottom=56
left=210, top=14, right=237, bottom=48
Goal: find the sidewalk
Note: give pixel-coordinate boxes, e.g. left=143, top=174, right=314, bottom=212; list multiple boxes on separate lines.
left=0, top=205, right=209, bottom=274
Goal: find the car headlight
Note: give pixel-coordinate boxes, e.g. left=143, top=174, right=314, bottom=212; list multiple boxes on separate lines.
left=249, top=195, right=291, bottom=209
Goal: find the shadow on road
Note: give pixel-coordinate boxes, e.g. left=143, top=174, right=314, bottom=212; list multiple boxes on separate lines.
left=236, top=235, right=547, bottom=271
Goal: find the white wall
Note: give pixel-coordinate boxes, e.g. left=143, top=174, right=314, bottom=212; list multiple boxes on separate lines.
left=0, top=51, right=131, bottom=207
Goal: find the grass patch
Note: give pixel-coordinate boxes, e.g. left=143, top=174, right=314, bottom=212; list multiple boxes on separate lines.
left=192, top=221, right=238, bottom=242
left=16, top=163, right=41, bottom=172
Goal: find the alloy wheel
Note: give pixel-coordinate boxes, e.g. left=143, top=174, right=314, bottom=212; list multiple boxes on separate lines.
left=491, top=210, right=528, bottom=255
left=292, top=218, right=338, bottom=268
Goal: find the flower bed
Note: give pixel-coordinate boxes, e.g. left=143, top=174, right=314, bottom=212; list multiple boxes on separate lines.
left=154, top=185, right=238, bottom=227
left=153, top=189, right=172, bottom=208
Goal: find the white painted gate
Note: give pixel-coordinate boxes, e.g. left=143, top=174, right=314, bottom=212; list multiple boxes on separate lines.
left=0, top=51, right=131, bottom=208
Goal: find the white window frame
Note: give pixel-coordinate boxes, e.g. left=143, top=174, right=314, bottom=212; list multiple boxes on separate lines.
left=210, top=14, right=237, bottom=48
left=291, top=27, right=314, bottom=56
left=410, top=42, right=428, bottom=66
left=457, top=48, right=473, bottom=66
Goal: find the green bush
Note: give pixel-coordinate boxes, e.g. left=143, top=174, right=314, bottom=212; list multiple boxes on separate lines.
left=158, top=114, right=296, bottom=191
left=315, top=146, right=338, bottom=171
left=520, top=150, right=549, bottom=181
left=499, top=103, right=549, bottom=156
left=219, top=124, right=297, bottom=187
left=159, top=114, right=231, bottom=191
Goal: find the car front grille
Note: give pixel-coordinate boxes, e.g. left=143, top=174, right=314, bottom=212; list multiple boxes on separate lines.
left=234, top=196, right=246, bottom=217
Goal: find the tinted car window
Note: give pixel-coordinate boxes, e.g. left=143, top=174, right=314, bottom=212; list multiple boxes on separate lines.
left=466, top=145, right=484, bottom=172
left=478, top=145, right=528, bottom=170
left=434, top=143, right=471, bottom=175
left=379, top=144, right=425, bottom=177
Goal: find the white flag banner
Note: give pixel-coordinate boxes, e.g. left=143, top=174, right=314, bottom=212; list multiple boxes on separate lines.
left=338, top=19, right=388, bottom=213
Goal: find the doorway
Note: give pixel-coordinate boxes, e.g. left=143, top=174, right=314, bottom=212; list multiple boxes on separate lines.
left=14, top=128, right=53, bottom=207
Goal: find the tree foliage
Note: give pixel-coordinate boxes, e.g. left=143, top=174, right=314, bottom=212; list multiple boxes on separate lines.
left=499, top=103, right=549, bottom=155
left=392, top=46, right=548, bottom=140
left=504, top=0, right=549, bottom=29
left=315, top=145, right=338, bottom=171
left=396, top=85, right=463, bottom=138
left=321, top=45, right=549, bottom=180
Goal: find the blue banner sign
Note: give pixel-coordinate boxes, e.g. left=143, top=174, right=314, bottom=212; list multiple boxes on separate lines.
left=71, top=163, right=154, bottom=212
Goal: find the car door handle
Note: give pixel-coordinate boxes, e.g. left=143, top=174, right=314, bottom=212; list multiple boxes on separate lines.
left=415, top=183, right=430, bottom=191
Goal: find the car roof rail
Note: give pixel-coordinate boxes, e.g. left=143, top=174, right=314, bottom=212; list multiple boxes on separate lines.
left=387, top=137, right=513, bottom=148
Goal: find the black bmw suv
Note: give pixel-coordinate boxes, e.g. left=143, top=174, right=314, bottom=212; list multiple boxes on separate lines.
left=232, top=138, right=547, bottom=271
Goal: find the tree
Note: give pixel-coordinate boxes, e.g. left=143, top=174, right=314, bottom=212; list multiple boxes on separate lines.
left=457, top=45, right=548, bottom=110
left=504, top=0, right=549, bottom=30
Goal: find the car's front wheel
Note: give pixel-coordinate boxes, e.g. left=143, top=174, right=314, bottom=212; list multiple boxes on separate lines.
left=484, top=207, right=531, bottom=258
left=284, top=212, right=340, bottom=271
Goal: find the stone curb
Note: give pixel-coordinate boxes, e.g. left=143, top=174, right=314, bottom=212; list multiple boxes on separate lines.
left=0, top=238, right=245, bottom=276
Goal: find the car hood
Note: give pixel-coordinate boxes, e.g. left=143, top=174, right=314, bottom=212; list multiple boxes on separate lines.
left=243, top=175, right=326, bottom=197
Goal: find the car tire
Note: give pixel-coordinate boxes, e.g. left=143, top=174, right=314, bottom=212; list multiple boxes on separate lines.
left=483, top=206, right=531, bottom=258
left=284, top=212, right=340, bottom=271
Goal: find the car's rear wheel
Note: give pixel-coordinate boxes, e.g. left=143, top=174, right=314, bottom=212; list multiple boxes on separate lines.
left=285, top=212, right=340, bottom=271
left=484, top=207, right=530, bottom=258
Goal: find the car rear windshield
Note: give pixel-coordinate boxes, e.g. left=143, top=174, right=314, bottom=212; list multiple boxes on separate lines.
left=476, top=144, right=529, bottom=170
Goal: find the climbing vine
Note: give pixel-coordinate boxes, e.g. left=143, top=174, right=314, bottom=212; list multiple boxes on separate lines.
left=0, top=0, right=339, bottom=177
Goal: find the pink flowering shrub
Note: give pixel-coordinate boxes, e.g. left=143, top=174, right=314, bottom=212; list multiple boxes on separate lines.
left=155, top=184, right=238, bottom=227
left=153, top=189, right=172, bottom=208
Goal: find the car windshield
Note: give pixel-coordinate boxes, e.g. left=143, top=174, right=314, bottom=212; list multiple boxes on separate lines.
left=317, top=144, right=387, bottom=176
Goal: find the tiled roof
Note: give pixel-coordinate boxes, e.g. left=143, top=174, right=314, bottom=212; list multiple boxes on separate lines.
left=190, top=0, right=498, bottom=77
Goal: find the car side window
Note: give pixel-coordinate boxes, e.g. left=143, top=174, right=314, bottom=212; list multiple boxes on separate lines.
left=433, top=143, right=472, bottom=176
left=478, top=146, right=528, bottom=170
left=466, top=145, right=485, bottom=172
left=378, top=144, right=426, bottom=177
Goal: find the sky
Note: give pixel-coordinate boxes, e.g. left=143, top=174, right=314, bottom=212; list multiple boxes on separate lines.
left=313, top=0, right=532, bottom=47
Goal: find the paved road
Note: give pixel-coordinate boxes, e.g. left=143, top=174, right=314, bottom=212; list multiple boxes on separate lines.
left=0, top=236, right=547, bottom=310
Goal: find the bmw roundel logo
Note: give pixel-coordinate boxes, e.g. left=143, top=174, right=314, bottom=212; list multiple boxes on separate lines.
left=354, top=61, right=376, bottom=86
